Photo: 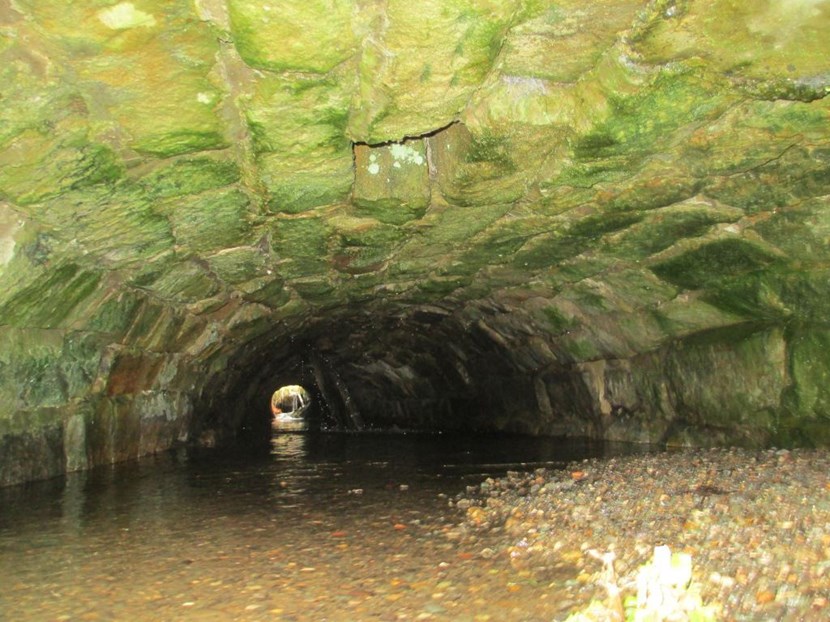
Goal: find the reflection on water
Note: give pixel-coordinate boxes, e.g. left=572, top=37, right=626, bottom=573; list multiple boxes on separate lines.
left=0, top=432, right=657, bottom=621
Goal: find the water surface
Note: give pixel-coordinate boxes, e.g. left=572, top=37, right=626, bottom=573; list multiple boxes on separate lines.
left=0, top=432, right=656, bottom=621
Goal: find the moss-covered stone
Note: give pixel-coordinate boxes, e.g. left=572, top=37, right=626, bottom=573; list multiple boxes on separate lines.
left=430, top=123, right=527, bottom=207
left=347, top=0, right=522, bottom=142
left=143, top=261, right=220, bottom=304
left=0, top=262, right=102, bottom=328
left=270, top=216, right=331, bottom=279
left=241, top=276, right=290, bottom=308
left=206, top=247, right=269, bottom=284
left=228, top=0, right=358, bottom=73
left=0, top=132, right=124, bottom=206
left=784, top=328, right=830, bottom=431
left=15, top=185, right=174, bottom=272
left=243, top=74, right=353, bottom=213
left=138, top=158, right=242, bottom=199
left=664, top=327, right=787, bottom=441
left=651, top=239, right=781, bottom=291
left=164, top=188, right=254, bottom=254
left=608, top=203, right=740, bottom=259
left=3, top=0, right=830, bottom=484
left=635, top=0, right=830, bottom=81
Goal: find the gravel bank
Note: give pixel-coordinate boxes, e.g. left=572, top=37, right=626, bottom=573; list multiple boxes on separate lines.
left=448, top=448, right=830, bottom=621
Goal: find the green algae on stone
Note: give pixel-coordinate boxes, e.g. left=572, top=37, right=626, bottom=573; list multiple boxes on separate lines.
left=163, top=188, right=254, bottom=254
left=651, top=238, right=781, bottom=291
left=405, top=203, right=511, bottom=255
left=500, top=0, right=644, bottom=82
left=574, top=69, right=732, bottom=161
left=776, top=269, right=830, bottom=324
left=8, top=0, right=228, bottom=158
left=0, top=262, right=101, bottom=329
left=331, top=244, right=395, bottom=275
left=417, top=275, right=472, bottom=296
left=329, top=214, right=407, bottom=269
left=138, top=158, right=242, bottom=199
left=653, top=297, right=746, bottom=339
left=240, top=276, right=290, bottom=308
left=271, top=216, right=330, bottom=278
left=664, top=327, right=788, bottom=438
left=291, top=276, right=336, bottom=302
left=244, top=72, right=353, bottom=212
left=704, top=148, right=830, bottom=215
left=206, top=247, right=269, bottom=285
left=260, top=155, right=355, bottom=214
left=228, top=0, right=358, bottom=73
left=0, top=40, right=67, bottom=150
left=694, top=268, right=799, bottom=322
left=635, top=0, right=830, bottom=82
left=429, top=123, right=526, bottom=207
left=510, top=228, right=592, bottom=270
left=348, top=0, right=522, bottom=142
left=63, top=196, right=174, bottom=268
left=331, top=218, right=404, bottom=249
left=0, top=132, right=124, bottom=206
left=143, top=261, right=220, bottom=304
left=540, top=305, right=581, bottom=333
left=786, top=328, right=830, bottom=418
left=753, top=200, right=830, bottom=267
left=84, top=290, right=145, bottom=337
left=241, top=66, right=353, bottom=213
left=508, top=210, right=644, bottom=271
left=607, top=204, right=739, bottom=260
left=0, top=327, right=65, bottom=410
left=245, top=74, right=351, bottom=155
left=452, top=216, right=551, bottom=273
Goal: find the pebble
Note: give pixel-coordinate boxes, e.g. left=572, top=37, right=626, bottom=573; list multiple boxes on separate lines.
left=450, top=448, right=830, bottom=621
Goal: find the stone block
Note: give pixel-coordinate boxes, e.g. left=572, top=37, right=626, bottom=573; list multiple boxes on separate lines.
left=0, top=424, right=64, bottom=487
left=163, top=188, right=254, bottom=254
left=429, top=123, right=525, bottom=206
left=634, top=0, right=830, bottom=84
left=353, top=140, right=430, bottom=223
left=348, top=0, right=522, bottom=142
left=228, top=0, right=358, bottom=73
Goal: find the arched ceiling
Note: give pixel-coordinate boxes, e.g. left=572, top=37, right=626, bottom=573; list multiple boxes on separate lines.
left=1, top=0, right=830, bottom=485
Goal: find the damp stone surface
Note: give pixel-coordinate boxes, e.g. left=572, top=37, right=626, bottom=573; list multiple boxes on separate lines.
left=1, top=0, right=830, bottom=485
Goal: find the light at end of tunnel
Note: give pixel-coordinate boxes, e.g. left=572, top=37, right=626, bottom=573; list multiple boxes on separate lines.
left=271, top=384, right=311, bottom=432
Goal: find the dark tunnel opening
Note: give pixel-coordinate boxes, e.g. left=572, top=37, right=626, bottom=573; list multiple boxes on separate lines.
left=189, top=300, right=602, bottom=454
left=189, top=296, right=805, bottom=458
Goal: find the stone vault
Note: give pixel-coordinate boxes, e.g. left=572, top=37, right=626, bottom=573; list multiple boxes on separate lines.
left=1, top=0, right=830, bottom=485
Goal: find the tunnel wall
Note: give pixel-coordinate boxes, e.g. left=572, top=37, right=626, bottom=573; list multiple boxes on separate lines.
left=0, top=326, right=197, bottom=487
left=2, top=313, right=830, bottom=487
left=2, top=1, right=830, bottom=487
left=335, top=314, right=830, bottom=449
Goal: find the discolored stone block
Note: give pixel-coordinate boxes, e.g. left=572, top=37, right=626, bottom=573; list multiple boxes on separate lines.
left=353, top=140, right=430, bottom=224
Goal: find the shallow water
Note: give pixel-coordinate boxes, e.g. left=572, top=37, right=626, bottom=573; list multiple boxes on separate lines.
left=0, top=432, right=656, bottom=621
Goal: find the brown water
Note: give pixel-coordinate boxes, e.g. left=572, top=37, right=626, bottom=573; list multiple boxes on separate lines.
left=0, top=432, right=655, bottom=621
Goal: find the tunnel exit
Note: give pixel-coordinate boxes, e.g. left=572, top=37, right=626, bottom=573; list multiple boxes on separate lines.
left=270, top=384, right=311, bottom=432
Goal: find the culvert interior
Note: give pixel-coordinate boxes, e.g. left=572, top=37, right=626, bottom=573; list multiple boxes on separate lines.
left=2, top=2, right=830, bottom=619
left=1, top=0, right=829, bottom=491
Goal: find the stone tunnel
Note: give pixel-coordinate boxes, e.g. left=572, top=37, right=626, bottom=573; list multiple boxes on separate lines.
left=1, top=0, right=830, bottom=487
